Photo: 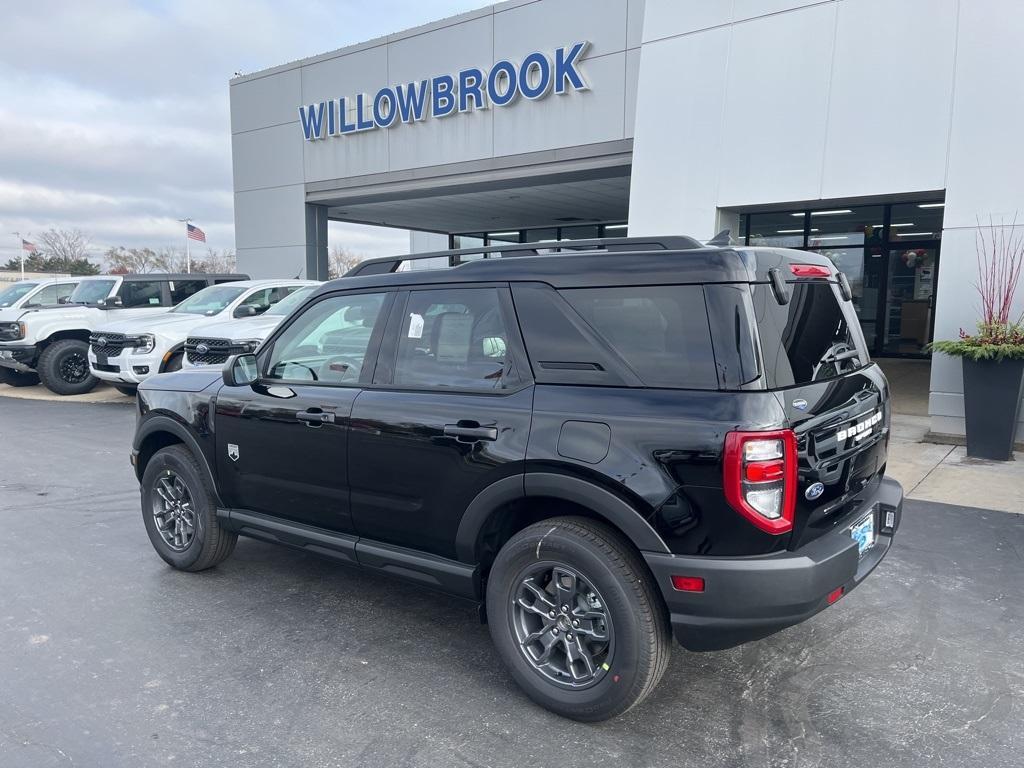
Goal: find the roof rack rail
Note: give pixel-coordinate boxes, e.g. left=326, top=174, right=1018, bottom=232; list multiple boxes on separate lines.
left=346, top=236, right=706, bottom=277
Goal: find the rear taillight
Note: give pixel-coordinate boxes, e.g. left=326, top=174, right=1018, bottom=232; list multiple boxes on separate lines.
left=723, top=429, right=797, bottom=534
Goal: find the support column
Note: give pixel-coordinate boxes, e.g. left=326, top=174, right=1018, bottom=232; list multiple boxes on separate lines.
left=305, top=204, right=330, bottom=280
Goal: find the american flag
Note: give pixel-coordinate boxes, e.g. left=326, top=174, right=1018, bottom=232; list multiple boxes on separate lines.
left=186, top=223, right=207, bottom=243
left=22, top=239, right=38, bottom=252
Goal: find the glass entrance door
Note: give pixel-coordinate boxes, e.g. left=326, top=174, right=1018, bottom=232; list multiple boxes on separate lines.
left=880, top=245, right=939, bottom=355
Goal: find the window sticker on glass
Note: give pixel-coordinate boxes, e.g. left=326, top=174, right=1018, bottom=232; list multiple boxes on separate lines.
left=436, top=313, right=473, bottom=364
left=408, top=313, right=424, bottom=339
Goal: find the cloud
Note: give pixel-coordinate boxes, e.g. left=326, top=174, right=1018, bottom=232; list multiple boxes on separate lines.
left=0, top=0, right=484, bottom=266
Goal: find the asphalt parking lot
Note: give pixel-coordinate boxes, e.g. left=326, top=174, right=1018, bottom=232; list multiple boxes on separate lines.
left=1, top=396, right=1022, bottom=768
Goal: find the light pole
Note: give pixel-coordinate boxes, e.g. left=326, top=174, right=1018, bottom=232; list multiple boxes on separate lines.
left=177, top=218, right=192, bottom=273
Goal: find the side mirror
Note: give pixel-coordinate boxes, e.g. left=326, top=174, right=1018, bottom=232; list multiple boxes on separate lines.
left=99, top=296, right=123, bottom=308
left=223, top=353, right=258, bottom=387
left=234, top=304, right=258, bottom=318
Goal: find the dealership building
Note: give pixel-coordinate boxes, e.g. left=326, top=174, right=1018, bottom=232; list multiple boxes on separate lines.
left=229, top=0, right=1024, bottom=441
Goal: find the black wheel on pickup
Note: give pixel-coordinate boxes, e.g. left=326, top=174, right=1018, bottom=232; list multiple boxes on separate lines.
left=0, top=367, right=40, bottom=387
left=141, top=445, right=237, bottom=572
left=36, top=339, right=98, bottom=395
left=486, top=516, right=671, bottom=721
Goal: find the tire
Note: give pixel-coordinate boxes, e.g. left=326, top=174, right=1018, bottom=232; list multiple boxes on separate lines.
left=141, top=445, right=237, bottom=572
left=162, top=352, right=183, bottom=373
left=486, top=516, right=671, bottom=721
left=114, top=384, right=138, bottom=397
left=0, top=367, right=40, bottom=387
left=36, top=339, right=98, bottom=395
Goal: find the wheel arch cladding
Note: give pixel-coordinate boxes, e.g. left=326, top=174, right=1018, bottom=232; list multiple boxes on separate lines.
left=134, top=416, right=223, bottom=506
left=455, top=472, right=671, bottom=564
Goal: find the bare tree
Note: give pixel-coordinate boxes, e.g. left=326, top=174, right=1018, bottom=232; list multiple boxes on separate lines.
left=202, top=248, right=237, bottom=274
left=152, top=247, right=188, bottom=274
left=328, top=246, right=365, bottom=279
left=105, top=246, right=160, bottom=274
left=38, top=228, right=90, bottom=262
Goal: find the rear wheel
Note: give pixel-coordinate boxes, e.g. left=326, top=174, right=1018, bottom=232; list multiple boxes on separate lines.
left=37, top=339, right=98, bottom=395
left=141, top=445, right=236, bottom=571
left=486, top=517, right=671, bottom=721
left=0, top=367, right=40, bottom=387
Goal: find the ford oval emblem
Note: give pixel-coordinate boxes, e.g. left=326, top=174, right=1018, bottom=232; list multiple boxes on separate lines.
left=196, top=343, right=209, bottom=355
left=96, top=336, right=107, bottom=346
left=805, top=482, right=825, bottom=500
left=792, top=398, right=809, bottom=411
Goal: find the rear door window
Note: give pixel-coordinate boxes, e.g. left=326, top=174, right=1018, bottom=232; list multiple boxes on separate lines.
left=560, top=285, right=718, bottom=389
left=169, top=279, right=208, bottom=304
left=393, top=288, right=514, bottom=391
left=751, top=282, right=868, bottom=388
left=118, top=280, right=166, bottom=308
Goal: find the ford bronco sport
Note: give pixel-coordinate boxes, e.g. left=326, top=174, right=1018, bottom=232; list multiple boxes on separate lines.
left=130, top=237, right=902, bottom=721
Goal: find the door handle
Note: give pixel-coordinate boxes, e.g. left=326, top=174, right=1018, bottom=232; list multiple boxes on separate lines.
left=444, top=423, right=498, bottom=441
left=296, top=410, right=335, bottom=426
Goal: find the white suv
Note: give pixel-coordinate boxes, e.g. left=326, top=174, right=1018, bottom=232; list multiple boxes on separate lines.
left=0, top=277, right=81, bottom=386
left=182, top=284, right=318, bottom=368
left=89, top=279, right=316, bottom=394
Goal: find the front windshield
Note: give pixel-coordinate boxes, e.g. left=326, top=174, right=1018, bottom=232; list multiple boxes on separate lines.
left=69, top=280, right=116, bottom=305
left=0, top=282, right=38, bottom=308
left=266, top=286, right=316, bottom=316
left=171, top=285, right=246, bottom=316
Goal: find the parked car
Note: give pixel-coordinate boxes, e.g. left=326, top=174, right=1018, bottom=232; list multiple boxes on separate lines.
left=0, top=273, right=245, bottom=395
left=89, top=280, right=316, bottom=395
left=181, top=284, right=319, bottom=368
left=130, top=237, right=903, bottom=721
left=0, top=277, right=81, bottom=386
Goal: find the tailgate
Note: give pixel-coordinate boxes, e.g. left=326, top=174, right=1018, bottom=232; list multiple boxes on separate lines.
left=776, top=364, right=891, bottom=548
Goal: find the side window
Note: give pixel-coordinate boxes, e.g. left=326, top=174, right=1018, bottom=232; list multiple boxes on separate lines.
left=264, top=293, right=386, bottom=385
left=119, top=280, right=166, bottom=308
left=28, top=285, right=61, bottom=306
left=169, top=279, right=207, bottom=304
left=55, top=283, right=76, bottom=303
left=393, top=288, right=511, bottom=391
left=561, top=285, right=718, bottom=389
left=238, top=287, right=281, bottom=316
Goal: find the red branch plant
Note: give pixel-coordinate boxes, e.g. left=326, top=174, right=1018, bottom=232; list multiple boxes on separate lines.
left=975, top=214, right=1024, bottom=327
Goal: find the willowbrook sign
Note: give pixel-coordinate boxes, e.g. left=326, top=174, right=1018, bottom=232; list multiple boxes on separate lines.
left=298, top=41, right=589, bottom=141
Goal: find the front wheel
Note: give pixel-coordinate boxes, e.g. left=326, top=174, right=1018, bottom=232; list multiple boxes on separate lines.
left=141, top=445, right=237, bottom=571
left=486, top=517, right=671, bottom=721
left=0, top=367, right=40, bottom=387
left=114, top=384, right=137, bottom=397
left=36, top=339, right=98, bottom=395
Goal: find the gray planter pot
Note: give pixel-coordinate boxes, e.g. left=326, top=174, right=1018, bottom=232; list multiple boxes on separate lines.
left=962, top=357, right=1024, bottom=460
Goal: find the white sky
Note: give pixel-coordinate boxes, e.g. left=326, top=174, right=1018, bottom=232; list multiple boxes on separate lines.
left=0, top=0, right=485, bottom=266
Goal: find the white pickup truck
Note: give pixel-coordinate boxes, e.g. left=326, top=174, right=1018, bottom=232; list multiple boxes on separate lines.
left=0, top=277, right=82, bottom=386
left=0, top=273, right=244, bottom=395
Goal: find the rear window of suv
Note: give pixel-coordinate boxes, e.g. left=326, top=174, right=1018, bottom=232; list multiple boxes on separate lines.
left=751, top=281, right=868, bottom=388
left=561, top=285, right=718, bottom=389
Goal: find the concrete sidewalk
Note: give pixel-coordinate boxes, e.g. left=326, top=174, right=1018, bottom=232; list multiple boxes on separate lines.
left=0, top=381, right=131, bottom=403
left=888, top=414, right=1023, bottom=514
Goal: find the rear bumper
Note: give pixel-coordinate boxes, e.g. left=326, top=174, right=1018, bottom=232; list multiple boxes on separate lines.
left=643, top=475, right=903, bottom=651
left=0, top=345, right=39, bottom=372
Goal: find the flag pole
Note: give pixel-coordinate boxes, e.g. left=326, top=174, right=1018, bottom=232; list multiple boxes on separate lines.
left=178, top=217, right=192, bottom=273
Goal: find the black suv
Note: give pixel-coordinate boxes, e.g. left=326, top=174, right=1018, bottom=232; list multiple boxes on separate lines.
left=131, top=237, right=902, bottom=721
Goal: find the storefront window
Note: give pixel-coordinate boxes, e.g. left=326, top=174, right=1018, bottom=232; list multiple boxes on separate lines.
left=748, top=211, right=806, bottom=247
left=889, top=202, right=943, bottom=241
left=738, top=199, right=943, bottom=357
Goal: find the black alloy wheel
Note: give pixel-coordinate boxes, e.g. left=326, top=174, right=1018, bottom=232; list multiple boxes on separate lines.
left=510, top=562, right=613, bottom=689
